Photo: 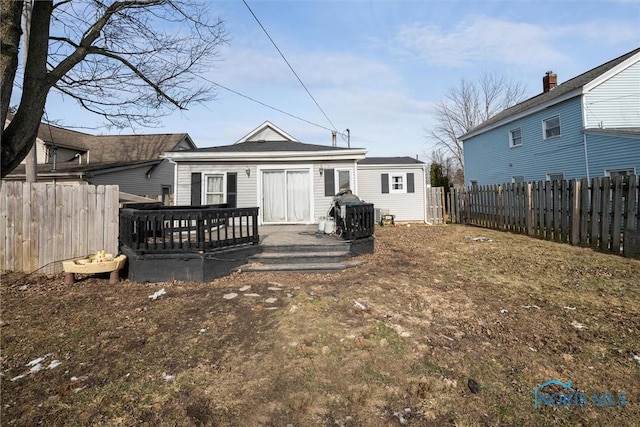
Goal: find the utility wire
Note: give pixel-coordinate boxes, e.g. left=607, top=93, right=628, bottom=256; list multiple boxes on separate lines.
left=242, top=0, right=338, bottom=132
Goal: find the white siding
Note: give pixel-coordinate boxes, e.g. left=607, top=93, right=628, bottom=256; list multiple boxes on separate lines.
left=357, top=166, right=426, bottom=222
left=175, top=162, right=258, bottom=207
left=312, top=161, right=358, bottom=221
left=585, top=60, right=640, bottom=128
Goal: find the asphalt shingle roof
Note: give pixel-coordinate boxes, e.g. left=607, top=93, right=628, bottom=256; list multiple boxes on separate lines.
left=460, top=47, right=640, bottom=140
left=358, top=156, right=424, bottom=165
left=191, top=140, right=358, bottom=153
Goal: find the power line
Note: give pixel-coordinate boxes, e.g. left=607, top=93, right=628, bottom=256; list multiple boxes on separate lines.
left=242, top=0, right=338, bottom=132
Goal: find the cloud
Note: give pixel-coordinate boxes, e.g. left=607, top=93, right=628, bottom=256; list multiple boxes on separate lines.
left=392, top=16, right=637, bottom=67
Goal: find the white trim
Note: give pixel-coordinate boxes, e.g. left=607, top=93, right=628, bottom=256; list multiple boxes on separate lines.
left=389, top=172, right=407, bottom=194
left=542, top=115, right=561, bottom=140
left=256, top=164, right=315, bottom=225
left=546, top=172, right=565, bottom=181
left=203, top=172, right=226, bottom=205
left=163, top=149, right=366, bottom=163
left=509, top=127, right=523, bottom=148
left=604, top=167, right=636, bottom=177
left=583, top=51, right=640, bottom=93
left=235, top=121, right=300, bottom=143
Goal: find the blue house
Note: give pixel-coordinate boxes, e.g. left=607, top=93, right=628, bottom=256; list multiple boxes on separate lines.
left=461, top=48, right=640, bottom=186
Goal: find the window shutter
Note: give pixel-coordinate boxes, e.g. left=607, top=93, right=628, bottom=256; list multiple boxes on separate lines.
left=381, top=174, right=389, bottom=193
left=190, top=173, right=201, bottom=206
left=226, top=172, right=237, bottom=208
left=324, top=169, right=335, bottom=196
left=407, top=173, right=415, bottom=193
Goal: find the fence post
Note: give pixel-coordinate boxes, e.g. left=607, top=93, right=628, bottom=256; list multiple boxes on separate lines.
left=580, top=178, right=589, bottom=245
left=570, top=179, right=580, bottom=246
left=623, top=175, right=639, bottom=258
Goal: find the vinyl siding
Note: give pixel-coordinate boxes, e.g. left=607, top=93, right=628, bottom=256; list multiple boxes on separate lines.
left=464, top=96, right=587, bottom=185
left=584, top=61, right=640, bottom=128
left=175, top=160, right=357, bottom=223
left=585, top=133, right=640, bottom=178
left=88, top=160, right=173, bottom=197
left=357, top=166, right=426, bottom=222
left=175, top=162, right=258, bottom=207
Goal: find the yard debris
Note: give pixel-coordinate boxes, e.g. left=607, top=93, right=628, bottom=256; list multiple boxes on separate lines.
left=244, top=293, right=261, bottom=297
left=163, top=374, right=175, bottom=382
left=223, top=293, right=238, bottom=300
left=500, top=308, right=508, bottom=314
left=148, top=289, right=166, bottom=300
left=468, top=378, right=481, bottom=394
left=48, top=360, right=62, bottom=369
left=441, top=334, right=454, bottom=341
left=265, top=297, right=278, bottom=304
left=563, top=306, right=577, bottom=310
left=632, top=354, right=640, bottom=364
left=529, top=347, right=538, bottom=352
left=267, top=286, right=282, bottom=291
left=521, top=305, right=540, bottom=309
left=239, top=285, right=251, bottom=292
left=10, top=374, right=26, bottom=382
left=27, top=354, right=52, bottom=367
left=571, top=321, right=587, bottom=330
left=465, top=235, right=493, bottom=242
left=354, top=301, right=367, bottom=310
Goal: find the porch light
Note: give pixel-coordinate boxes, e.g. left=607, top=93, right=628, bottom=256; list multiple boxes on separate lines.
left=319, top=166, right=324, bottom=176
left=246, top=167, right=251, bottom=177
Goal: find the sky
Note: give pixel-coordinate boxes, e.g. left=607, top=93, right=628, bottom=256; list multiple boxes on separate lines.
left=36, top=0, right=640, bottom=161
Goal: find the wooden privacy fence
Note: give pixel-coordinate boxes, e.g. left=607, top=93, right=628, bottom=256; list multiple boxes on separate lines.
left=426, top=186, right=446, bottom=225
left=1, top=182, right=119, bottom=274
left=449, top=175, right=640, bottom=258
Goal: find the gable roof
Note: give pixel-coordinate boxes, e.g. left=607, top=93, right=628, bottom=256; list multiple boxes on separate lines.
left=192, top=140, right=351, bottom=153
left=460, top=47, right=640, bottom=140
left=235, top=121, right=300, bottom=143
left=358, top=156, right=424, bottom=165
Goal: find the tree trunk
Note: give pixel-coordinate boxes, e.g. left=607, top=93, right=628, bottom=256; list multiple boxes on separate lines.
left=1, top=1, right=52, bottom=178
left=0, top=0, right=23, bottom=127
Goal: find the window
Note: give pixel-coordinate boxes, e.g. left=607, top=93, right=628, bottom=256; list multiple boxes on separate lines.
left=543, top=115, right=561, bottom=139
left=390, top=173, right=405, bottom=193
left=205, top=174, right=224, bottom=204
left=512, top=176, right=525, bottom=183
left=509, top=128, right=522, bottom=147
left=381, top=173, right=415, bottom=194
left=605, top=168, right=635, bottom=178
left=546, top=172, right=565, bottom=182
left=337, top=170, right=351, bottom=192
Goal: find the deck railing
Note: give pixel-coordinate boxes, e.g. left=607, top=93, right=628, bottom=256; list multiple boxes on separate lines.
left=119, top=204, right=259, bottom=254
left=338, top=203, right=375, bottom=240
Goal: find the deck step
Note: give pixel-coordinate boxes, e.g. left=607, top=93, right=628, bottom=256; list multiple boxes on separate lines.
left=249, top=250, right=350, bottom=265
left=240, top=260, right=364, bottom=273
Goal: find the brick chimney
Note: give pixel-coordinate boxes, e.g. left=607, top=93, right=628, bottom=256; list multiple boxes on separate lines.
left=543, top=71, right=557, bottom=93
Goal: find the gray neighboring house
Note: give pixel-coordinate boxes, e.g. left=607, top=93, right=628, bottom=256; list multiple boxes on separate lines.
left=4, top=117, right=196, bottom=204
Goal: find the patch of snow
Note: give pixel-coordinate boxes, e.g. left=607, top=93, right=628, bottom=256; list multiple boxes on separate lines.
left=73, top=386, right=87, bottom=393
left=563, top=306, right=577, bottom=310
left=244, top=293, right=260, bottom=297
left=71, top=375, right=89, bottom=382
left=148, top=289, right=166, bottom=300
left=571, top=321, right=587, bottom=330
left=354, top=301, right=367, bottom=310
left=521, top=305, right=540, bottom=309
left=465, top=235, right=493, bottom=242
left=29, top=363, right=44, bottom=373
left=529, top=347, right=538, bottom=352
left=48, top=360, right=62, bottom=369
left=26, top=354, right=52, bottom=367
left=163, top=374, right=175, bottom=382
left=265, top=307, right=279, bottom=310
left=222, top=293, right=238, bottom=300
left=267, top=287, right=282, bottom=291
left=265, top=297, right=278, bottom=304
left=11, top=374, right=26, bottom=382
left=199, top=328, right=207, bottom=333
left=632, top=354, right=640, bottom=364
left=239, top=285, right=251, bottom=292
left=500, top=308, right=508, bottom=314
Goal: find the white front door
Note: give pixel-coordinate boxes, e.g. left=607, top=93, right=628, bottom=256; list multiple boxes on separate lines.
left=262, top=169, right=311, bottom=223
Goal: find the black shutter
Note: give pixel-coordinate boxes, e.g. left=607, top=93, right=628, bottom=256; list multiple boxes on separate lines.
left=324, top=168, right=335, bottom=196
left=190, top=173, right=201, bottom=206
left=226, top=172, right=237, bottom=208
left=381, top=174, right=389, bottom=193
left=407, top=173, right=415, bottom=193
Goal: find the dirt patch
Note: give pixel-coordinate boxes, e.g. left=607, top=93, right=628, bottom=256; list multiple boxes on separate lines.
left=2, top=225, right=639, bottom=426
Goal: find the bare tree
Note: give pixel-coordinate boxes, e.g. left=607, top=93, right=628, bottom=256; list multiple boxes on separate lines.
left=425, top=71, right=527, bottom=174
left=1, top=0, right=227, bottom=177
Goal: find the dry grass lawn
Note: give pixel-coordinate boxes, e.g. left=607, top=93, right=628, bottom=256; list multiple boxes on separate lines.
left=2, top=224, right=639, bottom=426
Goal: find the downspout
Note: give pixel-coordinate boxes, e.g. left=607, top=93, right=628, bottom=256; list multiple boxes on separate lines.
left=583, top=133, right=590, bottom=181
left=423, top=163, right=428, bottom=224
left=170, top=159, right=178, bottom=206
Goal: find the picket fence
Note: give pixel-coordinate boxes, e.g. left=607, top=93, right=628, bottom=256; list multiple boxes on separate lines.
left=449, top=175, right=640, bottom=258
left=1, top=182, right=119, bottom=274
